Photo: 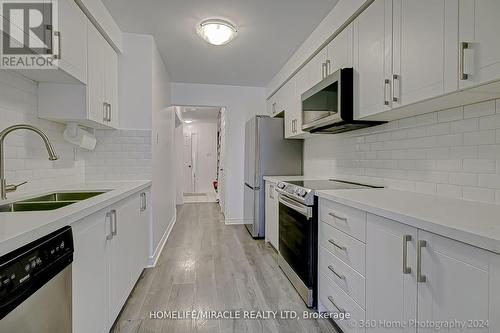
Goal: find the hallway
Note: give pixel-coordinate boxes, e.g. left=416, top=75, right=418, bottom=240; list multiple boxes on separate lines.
left=112, top=203, right=338, bottom=333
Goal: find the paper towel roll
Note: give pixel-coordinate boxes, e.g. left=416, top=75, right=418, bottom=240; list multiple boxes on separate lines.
left=63, top=123, right=97, bottom=150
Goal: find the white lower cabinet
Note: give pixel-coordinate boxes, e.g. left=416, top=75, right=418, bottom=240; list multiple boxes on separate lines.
left=72, top=189, right=150, bottom=333
left=365, top=213, right=499, bottom=332
left=265, top=180, right=278, bottom=250
left=319, top=199, right=500, bottom=333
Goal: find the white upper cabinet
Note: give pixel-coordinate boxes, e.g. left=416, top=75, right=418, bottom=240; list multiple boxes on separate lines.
left=307, top=48, right=329, bottom=89
left=392, top=0, right=458, bottom=107
left=38, top=20, right=119, bottom=129
left=459, top=0, right=500, bottom=88
left=353, top=0, right=393, bottom=119
left=14, top=0, right=87, bottom=84
left=326, top=23, right=353, bottom=75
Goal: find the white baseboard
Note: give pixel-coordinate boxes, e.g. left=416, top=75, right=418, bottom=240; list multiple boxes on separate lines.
left=224, top=218, right=250, bottom=225
left=147, top=214, right=176, bottom=267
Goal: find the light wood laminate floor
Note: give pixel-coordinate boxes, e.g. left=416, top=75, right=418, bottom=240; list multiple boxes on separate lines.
left=111, top=203, right=339, bottom=333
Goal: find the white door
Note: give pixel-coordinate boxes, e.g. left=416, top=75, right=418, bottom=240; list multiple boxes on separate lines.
left=366, top=214, right=417, bottom=333
left=353, top=0, right=393, bottom=119
left=218, top=109, right=226, bottom=213
left=72, top=210, right=110, bottom=333
left=392, top=0, right=457, bottom=107
left=417, top=230, right=493, bottom=333
left=183, top=133, right=194, bottom=193
left=87, top=23, right=107, bottom=125
left=56, top=0, right=87, bottom=83
left=459, top=0, right=500, bottom=88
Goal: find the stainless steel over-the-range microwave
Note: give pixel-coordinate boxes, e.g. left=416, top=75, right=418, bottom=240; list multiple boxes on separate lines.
left=301, top=67, right=385, bottom=134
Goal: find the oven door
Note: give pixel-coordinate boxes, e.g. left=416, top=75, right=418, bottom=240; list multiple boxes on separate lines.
left=278, top=194, right=317, bottom=307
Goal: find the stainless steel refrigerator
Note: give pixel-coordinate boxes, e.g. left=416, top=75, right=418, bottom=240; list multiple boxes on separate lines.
left=244, top=115, right=303, bottom=238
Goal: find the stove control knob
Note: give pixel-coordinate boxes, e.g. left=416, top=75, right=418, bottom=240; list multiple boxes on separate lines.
left=277, top=182, right=286, bottom=189
left=298, top=189, right=307, bottom=197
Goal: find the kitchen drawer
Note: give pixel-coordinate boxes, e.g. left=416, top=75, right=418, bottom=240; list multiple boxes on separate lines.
left=320, top=221, right=366, bottom=276
left=319, top=246, right=365, bottom=308
left=320, top=199, right=366, bottom=242
left=319, top=273, right=365, bottom=333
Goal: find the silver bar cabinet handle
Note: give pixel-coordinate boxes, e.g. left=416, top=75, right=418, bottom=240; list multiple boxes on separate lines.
left=384, top=79, right=391, bottom=105
left=328, top=239, right=347, bottom=251
left=393, top=74, right=400, bottom=102
left=108, top=103, right=112, bottom=122
left=322, top=62, right=327, bottom=79
left=328, top=265, right=345, bottom=280
left=106, top=211, right=113, bottom=240
left=402, top=235, right=412, bottom=274
left=417, top=240, right=427, bottom=282
left=328, top=296, right=345, bottom=313
left=111, top=209, right=117, bottom=236
left=326, top=59, right=331, bottom=76
left=459, top=42, right=469, bottom=80
left=328, top=212, right=347, bottom=221
left=103, top=102, right=108, bottom=122
left=53, top=31, right=61, bottom=59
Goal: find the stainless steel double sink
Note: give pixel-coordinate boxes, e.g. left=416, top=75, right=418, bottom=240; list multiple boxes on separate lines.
left=0, top=191, right=107, bottom=212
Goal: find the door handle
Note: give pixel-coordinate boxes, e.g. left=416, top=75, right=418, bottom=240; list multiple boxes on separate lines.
left=53, top=31, right=61, bottom=59
left=459, top=42, right=469, bottom=80
left=328, top=265, right=345, bottom=280
left=384, top=79, right=391, bottom=106
left=326, top=59, right=331, bottom=76
left=106, top=211, right=113, bottom=240
left=103, top=102, right=108, bottom=122
left=402, top=235, right=412, bottom=274
left=328, top=212, right=347, bottom=221
left=322, top=62, right=327, bottom=79
left=327, top=296, right=345, bottom=313
left=417, top=240, right=427, bottom=282
left=328, top=239, right=347, bottom=251
left=111, top=209, right=117, bottom=236
left=108, top=103, right=112, bottom=122
left=392, top=74, right=400, bottom=102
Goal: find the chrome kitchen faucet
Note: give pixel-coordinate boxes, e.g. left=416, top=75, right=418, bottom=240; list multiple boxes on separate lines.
left=0, top=125, right=59, bottom=200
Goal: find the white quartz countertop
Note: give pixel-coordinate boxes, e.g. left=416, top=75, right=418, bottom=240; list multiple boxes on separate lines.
left=316, top=188, right=500, bottom=254
left=263, top=175, right=308, bottom=183
left=0, top=180, right=151, bottom=256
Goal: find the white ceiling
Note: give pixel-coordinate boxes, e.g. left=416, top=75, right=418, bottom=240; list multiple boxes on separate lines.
left=180, top=106, right=220, bottom=123
left=102, top=0, right=339, bottom=86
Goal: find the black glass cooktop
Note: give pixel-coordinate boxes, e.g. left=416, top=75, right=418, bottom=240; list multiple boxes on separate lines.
left=286, top=179, right=382, bottom=190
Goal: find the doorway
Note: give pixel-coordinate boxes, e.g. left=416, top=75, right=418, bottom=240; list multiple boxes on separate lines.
left=175, top=106, right=225, bottom=204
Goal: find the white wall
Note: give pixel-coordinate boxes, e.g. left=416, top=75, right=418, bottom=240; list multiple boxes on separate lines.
left=304, top=99, right=500, bottom=204
left=0, top=70, right=85, bottom=194
left=151, top=42, right=175, bottom=259
left=183, top=121, right=217, bottom=194
left=171, top=83, right=266, bottom=223
left=266, top=0, right=370, bottom=97
left=118, top=34, right=153, bottom=130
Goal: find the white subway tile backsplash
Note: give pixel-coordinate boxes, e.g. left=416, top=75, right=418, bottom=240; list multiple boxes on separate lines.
left=464, top=100, right=495, bottom=119
left=438, top=107, right=463, bottom=123
left=83, top=129, right=152, bottom=181
left=304, top=99, right=500, bottom=204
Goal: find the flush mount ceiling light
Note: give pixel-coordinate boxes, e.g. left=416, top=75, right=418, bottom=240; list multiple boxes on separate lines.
left=196, top=19, right=238, bottom=46
left=184, top=120, right=193, bottom=124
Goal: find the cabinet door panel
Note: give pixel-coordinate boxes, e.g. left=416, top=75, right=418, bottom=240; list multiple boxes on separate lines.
left=72, top=211, right=109, bottom=333
left=87, top=23, right=107, bottom=125
left=354, top=0, right=392, bottom=119
left=366, top=214, right=417, bottom=333
left=417, top=230, right=491, bottom=333
left=327, top=23, right=353, bottom=75
left=308, top=48, right=328, bottom=89
left=56, top=0, right=87, bottom=83
left=393, top=0, right=456, bottom=106
left=459, top=0, right=500, bottom=88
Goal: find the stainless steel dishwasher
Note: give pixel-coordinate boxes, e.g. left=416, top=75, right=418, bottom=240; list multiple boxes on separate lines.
left=0, top=226, right=73, bottom=332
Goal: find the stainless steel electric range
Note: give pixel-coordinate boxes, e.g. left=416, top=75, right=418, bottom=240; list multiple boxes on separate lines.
left=275, top=179, right=382, bottom=308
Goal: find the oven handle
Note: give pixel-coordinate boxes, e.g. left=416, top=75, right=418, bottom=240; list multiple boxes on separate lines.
left=278, top=194, right=313, bottom=219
